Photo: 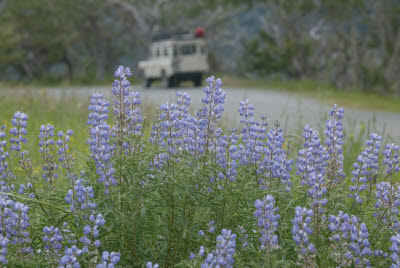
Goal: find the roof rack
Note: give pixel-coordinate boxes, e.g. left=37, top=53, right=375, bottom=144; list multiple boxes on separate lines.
left=152, top=31, right=201, bottom=42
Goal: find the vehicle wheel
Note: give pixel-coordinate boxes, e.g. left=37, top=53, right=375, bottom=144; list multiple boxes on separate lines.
left=169, top=76, right=180, bottom=88
left=143, top=79, right=152, bottom=88
left=161, top=72, right=171, bottom=88
left=193, top=74, right=202, bottom=87
left=174, top=78, right=180, bottom=87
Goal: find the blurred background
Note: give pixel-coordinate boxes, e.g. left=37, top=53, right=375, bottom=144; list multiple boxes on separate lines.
left=0, top=0, right=399, bottom=168
left=1, top=0, right=400, bottom=96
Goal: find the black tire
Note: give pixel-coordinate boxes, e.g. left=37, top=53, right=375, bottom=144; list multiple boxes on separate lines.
left=143, top=79, right=152, bottom=88
left=193, top=74, right=202, bottom=87
left=161, top=72, right=171, bottom=88
left=173, top=77, right=180, bottom=87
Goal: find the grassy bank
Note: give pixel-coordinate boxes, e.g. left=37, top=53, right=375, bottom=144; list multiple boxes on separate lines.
left=221, top=75, right=400, bottom=114
left=0, top=90, right=90, bottom=182
left=0, top=89, right=156, bottom=178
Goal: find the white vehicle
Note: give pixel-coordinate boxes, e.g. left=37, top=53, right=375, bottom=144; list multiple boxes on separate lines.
left=138, top=29, right=209, bottom=88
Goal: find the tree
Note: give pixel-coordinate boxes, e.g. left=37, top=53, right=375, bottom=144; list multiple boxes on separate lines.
left=243, top=0, right=318, bottom=79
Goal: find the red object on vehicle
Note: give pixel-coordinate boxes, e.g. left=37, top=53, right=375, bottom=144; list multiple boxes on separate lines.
left=195, top=27, right=204, bottom=37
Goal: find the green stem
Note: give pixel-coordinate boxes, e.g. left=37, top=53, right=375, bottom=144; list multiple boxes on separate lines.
left=0, top=191, right=72, bottom=214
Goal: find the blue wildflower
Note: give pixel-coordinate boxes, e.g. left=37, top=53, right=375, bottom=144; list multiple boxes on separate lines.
left=324, top=104, right=346, bottom=189
left=254, top=195, right=280, bottom=252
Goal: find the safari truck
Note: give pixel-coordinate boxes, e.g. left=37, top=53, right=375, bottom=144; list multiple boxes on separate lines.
left=138, top=28, right=209, bottom=88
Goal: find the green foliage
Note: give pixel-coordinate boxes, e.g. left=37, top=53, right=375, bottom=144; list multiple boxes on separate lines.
left=244, top=31, right=313, bottom=78
left=0, top=80, right=398, bottom=267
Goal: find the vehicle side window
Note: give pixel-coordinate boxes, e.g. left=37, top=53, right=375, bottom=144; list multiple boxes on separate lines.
left=164, top=47, right=169, bottom=56
left=180, top=44, right=196, bottom=55
left=173, top=46, right=178, bottom=56
left=156, top=48, right=160, bottom=57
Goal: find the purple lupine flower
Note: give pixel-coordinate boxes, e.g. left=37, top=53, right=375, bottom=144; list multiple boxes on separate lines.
left=149, top=91, right=192, bottom=169
left=9, top=112, right=35, bottom=185
left=148, top=120, right=166, bottom=170
left=146, top=262, right=159, bottom=268
left=348, top=133, right=381, bottom=204
left=124, top=90, right=143, bottom=155
left=238, top=100, right=266, bottom=167
left=324, top=104, right=345, bottom=190
left=42, top=226, right=64, bottom=263
left=87, top=93, right=116, bottom=194
left=202, top=229, right=236, bottom=268
left=38, top=124, right=58, bottom=187
left=383, top=143, right=400, bottom=175
left=112, top=66, right=130, bottom=131
left=199, top=246, right=206, bottom=257
left=9, top=111, right=28, bottom=156
left=292, top=206, right=316, bottom=265
left=184, top=114, right=204, bottom=156
left=238, top=226, right=249, bottom=248
left=13, top=202, right=32, bottom=254
left=188, top=76, right=225, bottom=157
left=261, top=121, right=293, bottom=191
left=65, top=177, right=97, bottom=214
left=0, top=125, right=14, bottom=182
left=96, top=251, right=121, bottom=268
left=78, top=214, right=106, bottom=265
left=57, top=130, right=90, bottom=216
left=374, top=249, right=389, bottom=259
left=216, top=128, right=240, bottom=181
left=56, top=129, right=75, bottom=174
left=11, top=183, right=35, bottom=198
left=0, top=199, right=33, bottom=261
left=79, top=214, right=105, bottom=248
left=112, top=67, right=132, bottom=141
left=59, top=245, right=85, bottom=268
left=208, top=220, right=215, bottom=234
left=348, top=217, right=372, bottom=266
left=189, top=252, right=197, bottom=260
left=87, top=93, right=110, bottom=128
left=297, top=125, right=328, bottom=212
left=0, top=235, right=9, bottom=264
left=390, top=234, right=400, bottom=267
left=126, top=91, right=143, bottom=136
left=114, top=65, right=132, bottom=78
left=150, top=102, right=181, bottom=164
left=112, top=66, right=143, bottom=155
left=175, top=91, right=192, bottom=149
left=297, top=125, right=328, bottom=182
left=328, top=212, right=372, bottom=266
left=254, top=195, right=280, bottom=252
left=373, top=182, right=400, bottom=231
left=189, top=245, right=206, bottom=261
left=15, top=183, right=34, bottom=198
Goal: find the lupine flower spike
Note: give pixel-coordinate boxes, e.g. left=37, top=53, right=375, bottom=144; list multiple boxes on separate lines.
left=38, top=124, right=58, bottom=188
left=87, top=93, right=116, bottom=194
left=292, top=206, right=316, bottom=266
left=325, top=104, right=345, bottom=191
left=254, top=195, right=280, bottom=253
left=328, top=212, right=372, bottom=267
left=202, top=229, right=236, bottom=268
left=348, top=133, right=381, bottom=204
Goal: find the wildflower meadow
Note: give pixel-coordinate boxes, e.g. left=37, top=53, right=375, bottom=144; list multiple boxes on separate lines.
left=0, top=66, right=399, bottom=267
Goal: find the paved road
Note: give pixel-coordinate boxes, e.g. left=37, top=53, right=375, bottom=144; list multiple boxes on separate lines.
left=6, top=85, right=400, bottom=142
